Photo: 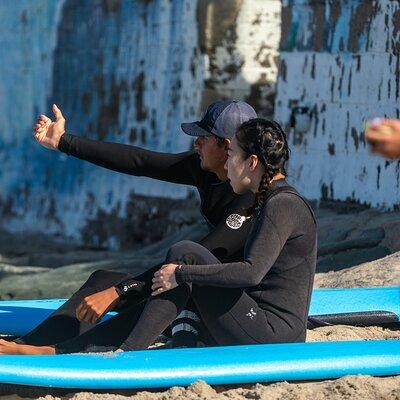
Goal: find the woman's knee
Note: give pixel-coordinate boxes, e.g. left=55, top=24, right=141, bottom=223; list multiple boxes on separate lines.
left=169, top=240, right=200, bottom=253
left=166, top=240, right=204, bottom=263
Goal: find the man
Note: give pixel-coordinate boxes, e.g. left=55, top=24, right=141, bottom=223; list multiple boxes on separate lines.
left=32, top=100, right=257, bottom=347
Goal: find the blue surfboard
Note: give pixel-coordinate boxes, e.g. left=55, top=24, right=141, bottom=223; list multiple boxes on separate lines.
left=1, top=287, right=399, bottom=336
left=0, top=340, right=398, bottom=389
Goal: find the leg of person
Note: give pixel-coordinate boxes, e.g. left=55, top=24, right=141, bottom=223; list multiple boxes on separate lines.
left=14, top=242, right=217, bottom=354
left=15, top=260, right=166, bottom=347
left=10, top=242, right=221, bottom=354
left=55, top=283, right=192, bottom=353
left=1, top=298, right=149, bottom=355
left=118, top=242, right=213, bottom=351
left=191, top=285, right=302, bottom=346
left=164, top=241, right=222, bottom=348
left=54, top=301, right=146, bottom=353
left=170, top=298, right=201, bottom=347
left=113, top=263, right=162, bottom=311
left=164, top=241, right=302, bottom=345
left=14, top=270, right=131, bottom=346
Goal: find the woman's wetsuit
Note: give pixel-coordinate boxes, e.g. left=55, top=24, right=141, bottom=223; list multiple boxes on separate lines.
left=16, top=180, right=317, bottom=352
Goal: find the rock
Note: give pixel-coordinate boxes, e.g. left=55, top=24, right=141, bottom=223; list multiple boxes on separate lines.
left=316, top=246, right=391, bottom=273
left=315, top=251, right=400, bottom=288
left=0, top=222, right=208, bottom=299
left=2, top=200, right=400, bottom=299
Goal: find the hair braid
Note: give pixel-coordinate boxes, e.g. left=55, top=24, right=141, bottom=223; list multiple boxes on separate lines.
left=236, top=118, right=290, bottom=216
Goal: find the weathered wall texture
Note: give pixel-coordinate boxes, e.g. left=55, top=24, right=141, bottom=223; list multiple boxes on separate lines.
left=0, top=0, right=281, bottom=247
left=0, top=0, right=65, bottom=231
left=275, top=0, right=400, bottom=208
left=0, top=0, right=204, bottom=247
left=199, top=0, right=281, bottom=117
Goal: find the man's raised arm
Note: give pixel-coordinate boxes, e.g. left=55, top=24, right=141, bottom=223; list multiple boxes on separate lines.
left=33, top=105, right=201, bottom=186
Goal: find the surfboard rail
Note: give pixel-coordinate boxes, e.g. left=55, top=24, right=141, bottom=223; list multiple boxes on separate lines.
left=0, top=340, right=398, bottom=389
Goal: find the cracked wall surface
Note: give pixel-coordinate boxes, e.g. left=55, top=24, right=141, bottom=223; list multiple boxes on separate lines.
left=199, top=0, right=281, bottom=117
left=0, top=0, right=203, bottom=246
left=275, top=0, right=400, bottom=208
left=0, top=0, right=281, bottom=247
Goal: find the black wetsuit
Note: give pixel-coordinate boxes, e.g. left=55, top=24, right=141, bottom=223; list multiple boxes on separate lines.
left=174, top=182, right=318, bottom=344
left=58, top=133, right=254, bottom=264
left=16, top=181, right=317, bottom=353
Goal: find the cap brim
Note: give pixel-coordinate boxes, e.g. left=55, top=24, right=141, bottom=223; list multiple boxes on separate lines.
left=181, top=122, right=210, bottom=137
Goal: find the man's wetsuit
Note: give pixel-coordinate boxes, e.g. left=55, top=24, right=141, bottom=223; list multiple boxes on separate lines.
left=58, top=133, right=253, bottom=266
left=15, top=133, right=254, bottom=349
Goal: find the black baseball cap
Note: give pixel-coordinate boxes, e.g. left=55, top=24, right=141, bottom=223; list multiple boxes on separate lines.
left=181, top=100, right=257, bottom=139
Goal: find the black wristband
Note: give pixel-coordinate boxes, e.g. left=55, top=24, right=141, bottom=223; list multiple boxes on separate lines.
left=114, top=279, right=142, bottom=299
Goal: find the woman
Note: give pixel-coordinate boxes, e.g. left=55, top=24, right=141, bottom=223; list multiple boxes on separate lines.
left=0, top=118, right=317, bottom=354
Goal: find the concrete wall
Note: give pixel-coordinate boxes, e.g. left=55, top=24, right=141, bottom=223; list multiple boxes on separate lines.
left=199, top=0, right=281, bottom=117
left=0, top=0, right=281, bottom=247
left=275, top=0, right=400, bottom=208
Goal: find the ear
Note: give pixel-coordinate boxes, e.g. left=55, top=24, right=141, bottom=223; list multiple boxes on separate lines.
left=222, top=138, right=230, bottom=151
left=249, top=154, right=259, bottom=171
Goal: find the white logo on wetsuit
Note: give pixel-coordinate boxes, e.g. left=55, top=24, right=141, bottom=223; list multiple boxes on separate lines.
left=123, top=283, right=138, bottom=292
left=246, top=308, right=257, bottom=319
left=226, top=213, right=249, bottom=229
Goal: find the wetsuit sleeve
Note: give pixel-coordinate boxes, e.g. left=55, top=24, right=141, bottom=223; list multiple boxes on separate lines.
left=198, top=195, right=253, bottom=261
left=58, top=133, right=201, bottom=186
left=175, top=195, right=298, bottom=288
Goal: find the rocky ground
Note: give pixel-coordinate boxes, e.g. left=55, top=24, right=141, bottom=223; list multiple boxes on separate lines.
left=0, top=200, right=399, bottom=299
left=0, top=200, right=399, bottom=399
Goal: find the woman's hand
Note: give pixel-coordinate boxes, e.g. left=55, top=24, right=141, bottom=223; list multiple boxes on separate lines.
left=365, top=118, right=400, bottom=159
left=76, top=287, right=120, bottom=324
left=33, top=104, right=66, bottom=150
left=151, top=263, right=179, bottom=296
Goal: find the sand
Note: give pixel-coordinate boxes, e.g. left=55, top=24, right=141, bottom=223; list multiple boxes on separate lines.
left=0, top=375, right=399, bottom=400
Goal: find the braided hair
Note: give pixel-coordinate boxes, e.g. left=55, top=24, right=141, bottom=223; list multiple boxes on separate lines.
left=235, top=118, right=290, bottom=216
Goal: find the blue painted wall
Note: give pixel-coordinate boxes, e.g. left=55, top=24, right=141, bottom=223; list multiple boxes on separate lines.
left=275, top=0, right=400, bottom=208
left=0, top=0, right=204, bottom=243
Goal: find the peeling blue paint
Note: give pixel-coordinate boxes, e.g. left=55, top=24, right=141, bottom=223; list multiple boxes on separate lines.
left=0, top=0, right=204, bottom=239
left=276, top=0, right=400, bottom=209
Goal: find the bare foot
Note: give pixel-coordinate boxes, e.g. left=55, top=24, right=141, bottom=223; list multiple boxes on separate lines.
left=0, top=339, right=55, bottom=355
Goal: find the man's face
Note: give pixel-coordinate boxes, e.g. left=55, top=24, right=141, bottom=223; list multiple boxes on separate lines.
left=194, top=135, right=228, bottom=172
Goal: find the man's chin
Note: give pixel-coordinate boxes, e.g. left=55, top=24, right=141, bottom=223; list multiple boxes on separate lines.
left=199, top=160, right=210, bottom=171
left=231, top=184, right=248, bottom=195
left=230, top=184, right=241, bottom=194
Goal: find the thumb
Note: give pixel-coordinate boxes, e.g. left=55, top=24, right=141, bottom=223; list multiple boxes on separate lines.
left=52, top=104, right=64, bottom=121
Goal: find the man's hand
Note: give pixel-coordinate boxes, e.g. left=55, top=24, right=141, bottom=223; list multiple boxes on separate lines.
left=76, top=287, right=120, bottom=324
left=365, top=118, right=400, bottom=159
left=33, top=104, right=66, bottom=150
left=151, top=263, right=179, bottom=296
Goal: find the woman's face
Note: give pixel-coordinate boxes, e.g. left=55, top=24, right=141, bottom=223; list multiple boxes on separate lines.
left=225, top=136, right=254, bottom=194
